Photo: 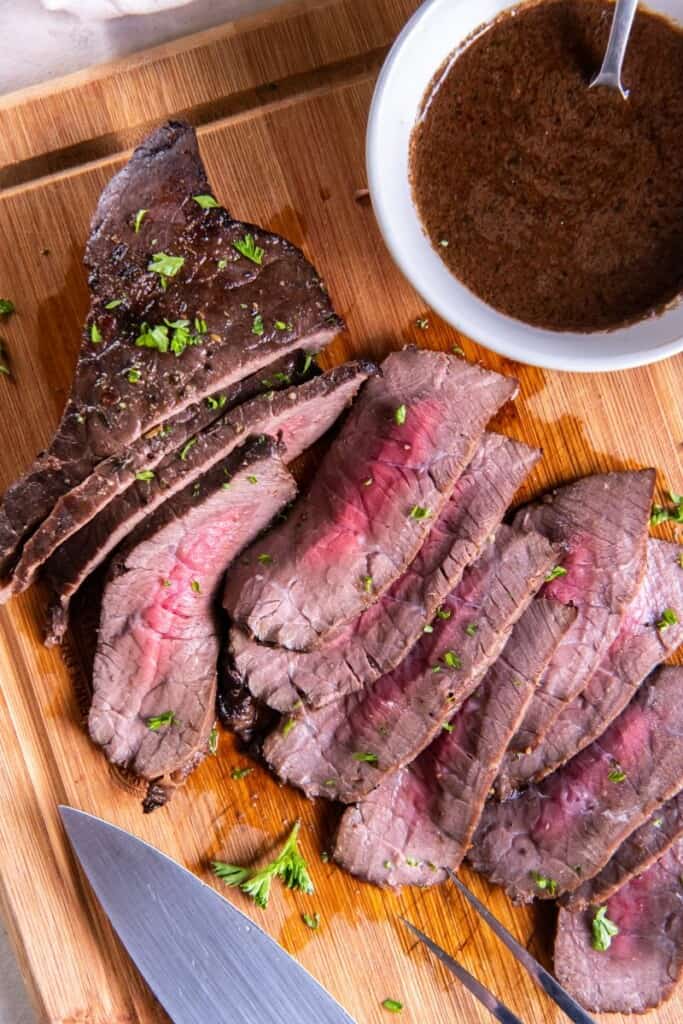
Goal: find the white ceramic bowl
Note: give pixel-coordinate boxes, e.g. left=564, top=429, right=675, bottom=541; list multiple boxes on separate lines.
left=367, top=0, right=683, bottom=372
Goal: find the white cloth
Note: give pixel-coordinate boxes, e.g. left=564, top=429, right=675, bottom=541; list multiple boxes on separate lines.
left=42, top=0, right=194, bottom=18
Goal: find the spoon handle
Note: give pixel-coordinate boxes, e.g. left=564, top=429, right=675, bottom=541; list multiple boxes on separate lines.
left=592, top=0, right=639, bottom=96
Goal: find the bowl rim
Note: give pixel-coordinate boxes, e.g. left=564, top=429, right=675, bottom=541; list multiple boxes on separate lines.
left=366, top=0, right=683, bottom=373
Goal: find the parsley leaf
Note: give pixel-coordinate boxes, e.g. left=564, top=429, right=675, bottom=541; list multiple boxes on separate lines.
left=148, top=252, right=185, bottom=289
left=657, top=607, right=679, bottom=631
left=591, top=906, right=619, bottom=952
left=146, top=710, right=176, bottom=731
left=190, top=580, right=201, bottom=594
left=302, top=912, right=320, bottom=930
left=179, top=438, right=197, bottom=461
left=436, top=607, right=452, bottom=620
left=231, top=766, right=253, bottom=780
left=208, top=727, right=219, bottom=756
left=545, top=566, right=567, bottom=582
left=0, top=299, right=15, bottom=317
left=212, top=821, right=313, bottom=909
left=301, top=353, right=315, bottom=375
left=105, top=299, right=123, bottom=310
left=90, top=323, right=102, bottom=344
left=133, top=209, right=148, bottom=233
left=282, top=717, right=297, bottom=737
left=135, top=470, right=155, bottom=482
left=465, top=623, right=478, bottom=636
left=530, top=871, right=557, bottom=896
left=608, top=764, right=626, bottom=783
left=409, top=505, right=431, bottom=520
left=651, top=492, right=683, bottom=525
left=382, top=999, right=404, bottom=1014
left=252, top=314, right=265, bottom=336
left=352, top=752, right=378, bottom=764
left=127, top=368, right=142, bottom=384
left=362, top=575, right=373, bottom=593
left=442, top=650, right=462, bottom=669
left=257, top=553, right=273, bottom=564
left=394, top=404, right=407, bottom=426
left=442, top=722, right=454, bottom=733
left=206, top=394, right=227, bottom=411
left=193, top=194, right=219, bottom=209
left=233, top=233, right=265, bottom=265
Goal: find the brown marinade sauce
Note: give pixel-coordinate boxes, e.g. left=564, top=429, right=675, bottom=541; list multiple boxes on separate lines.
left=411, top=0, right=683, bottom=332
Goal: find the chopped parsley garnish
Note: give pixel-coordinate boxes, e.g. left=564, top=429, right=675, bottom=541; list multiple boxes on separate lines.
left=651, top=492, right=683, bottom=526
left=212, top=820, right=313, bottom=909
left=409, top=505, right=431, bottom=520
left=233, top=233, right=264, bottom=265
left=252, top=314, right=265, bottom=337
left=190, top=580, right=201, bottom=594
left=135, top=318, right=207, bottom=357
left=179, top=438, right=197, bottom=461
left=442, top=722, right=454, bottom=733
left=394, top=404, right=407, bottom=426
left=301, top=353, right=315, bottom=375
left=247, top=475, right=258, bottom=485
left=436, top=607, right=452, bottom=620
left=452, top=345, right=465, bottom=357
left=530, top=871, right=557, bottom=896
left=352, top=752, right=378, bottom=764
left=127, top=368, right=142, bottom=384
left=608, top=764, right=626, bottom=783
left=208, top=728, right=218, bottom=755
left=282, top=717, right=297, bottom=737
left=231, top=766, right=253, bottom=780
left=405, top=857, right=419, bottom=867
left=323, top=779, right=337, bottom=788
left=657, top=607, right=679, bottom=631
left=105, top=299, right=123, bottom=310
left=0, top=299, right=15, bottom=317
left=362, top=575, right=373, bottom=594
left=133, top=209, right=148, bottom=233
left=217, top=258, right=228, bottom=270
left=274, top=320, right=288, bottom=331
left=591, top=906, right=619, bottom=952
left=423, top=624, right=434, bottom=634
left=383, top=860, right=393, bottom=870
left=653, top=817, right=664, bottom=828
left=302, top=912, right=320, bottom=930
left=194, top=316, right=208, bottom=335
left=193, top=194, right=219, bottom=209
left=465, top=623, right=478, bottom=637
left=382, top=999, right=404, bottom=1014
left=162, top=578, right=172, bottom=588
left=545, top=565, right=567, bottom=582
left=257, top=553, right=273, bottom=564
left=135, top=470, right=155, bottom=482
left=442, top=650, right=462, bottom=669
left=415, top=317, right=429, bottom=330
left=146, top=710, right=176, bottom=731
left=90, top=323, right=102, bottom=344
left=206, top=394, right=227, bottom=411
left=148, top=252, right=185, bottom=290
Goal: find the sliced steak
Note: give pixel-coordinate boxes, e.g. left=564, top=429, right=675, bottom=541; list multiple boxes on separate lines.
left=225, top=349, right=518, bottom=651
left=89, top=437, right=296, bottom=809
left=5, top=351, right=312, bottom=600
left=0, top=120, right=339, bottom=581
left=44, top=361, right=374, bottom=644
left=263, top=526, right=558, bottom=802
left=230, top=432, right=539, bottom=713
left=568, top=792, right=683, bottom=910
left=497, top=538, right=683, bottom=797
left=510, top=469, right=655, bottom=753
left=554, top=837, right=683, bottom=1014
left=468, top=666, right=683, bottom=903
left=334, top=598, right=576, bottom=887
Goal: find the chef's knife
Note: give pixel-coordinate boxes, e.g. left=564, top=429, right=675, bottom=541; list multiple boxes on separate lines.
left=59, top=806, right=356, bottom=1024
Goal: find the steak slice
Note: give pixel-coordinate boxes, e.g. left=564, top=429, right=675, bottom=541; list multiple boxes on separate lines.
left=263, top=526, right=558, bottom=802
left=568, top=791, right=683, bottom=910
left=44, top=361, right=374, bottom=644
left=510, top=469, right=655, bottom=753
left=229, top=433, right=539, bottom=714
left=333, top=598, right=576, bottom=888
left=4, top=351, right=311, bottom=600
left=554, top=836, right=683, bottom=1014
left=0, top=120, right=340, bottom=581
left=225, top=349, right=518, bottom=651
left=496, top=538, right=683, bottom=797
left=468, top=666, right=683, bottom=903
left=89, top=436, right=296, bottom=810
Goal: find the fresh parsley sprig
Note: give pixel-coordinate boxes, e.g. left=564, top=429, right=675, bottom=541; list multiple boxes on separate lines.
left=212, top=821, right=314, bottom=909
left=233, top=233, right=264, bottom=265
left=651, top=491, right=683, bottom=526
left=591, top=906, right=619, bottom=952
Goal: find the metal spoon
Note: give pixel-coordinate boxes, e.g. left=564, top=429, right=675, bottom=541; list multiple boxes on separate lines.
left=590, top=0, right=638, bottom=98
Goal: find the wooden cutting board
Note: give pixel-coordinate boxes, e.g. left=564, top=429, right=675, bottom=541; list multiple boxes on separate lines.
left=0, top=1, right=681, bottom=1021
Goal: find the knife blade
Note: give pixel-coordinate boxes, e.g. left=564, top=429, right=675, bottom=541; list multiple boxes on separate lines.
left=401, top=918, right=524, bottom=1024
left=59, top=806, right=356, bottom=1024
left=447, top=871, right=596, bottom=1024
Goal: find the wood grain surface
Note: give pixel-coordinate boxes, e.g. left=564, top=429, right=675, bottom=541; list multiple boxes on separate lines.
left=0, top=1, right=681, bottom=1022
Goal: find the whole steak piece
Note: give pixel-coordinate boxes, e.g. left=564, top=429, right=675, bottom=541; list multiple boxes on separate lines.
left=228, top=432, right=539, bottom=713
left=0, top=120, right=340, bottom=583
left=510, top=469, right=655, bottom=753
left=468, top=666, right=683, bottom=903
left=89, top=437, right=296, bottom=810
left=225, top=348, right=518, bottom=651
left=554, top=835, right=683, bottom=1014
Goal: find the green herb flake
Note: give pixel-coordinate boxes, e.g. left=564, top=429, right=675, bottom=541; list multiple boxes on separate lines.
left=231, top=766, right=254, bottom=780
left=352, top=752, right=378, bottom=764
left=190, top=580, right=201, bottom=594
left=179, top=438, right=197, bottom=461
left=530, top=871, right=557, bottom=896
left=127, top=368, right=142, bottom=384
left=302, top=912, right=320, bottom=930
left=653, top=817, right=664, bottom=828
left=591, top=906, right=619, bottom=952
left=394, top=404, right=407, bottom=426
left=436, top=607, right=452, bottom=620
left=442, top=722, right=454, bottom=733
left=657, top=607, right=679, bottom=631
left=282, top=717, right=297, bottom=737
left=405, top=858, right=419, bottom=868
left=274, top=320, right=288, bottom=331
left=251, top=314, right=265, bottom=337
left=208, top=727, right=219, bottom=756
left=146, top=710, right=176, bottom=731
left=233, top=233, right=265, bottom=266
left=323, top=779, right=337, bottom=788
left=409, top=505, right=431, bottom=521
left=423, top=624, right=434, bottom=634
left=135, top=470, right=155, bottom=482
left=651, top=492, right=683, bottom=526
left=136, top=322, right=170, bottom=353
left=383, top=860, right=394, bottom=870
left=442, top=650, right=462, bottom=669
left=133, top=209, right=148, bottom=233
left=361, top=575, right=373, bottom=594
left=545, top=566, right=568, bottom=583
left=105, top=299, right=123, bottom=310
left=452, top=345, right=465, bottom=357
left=0, top=299, right=15, bottom=317
left=465, top=623, right=478, bottom=637
left=301, top=353, right=315, bottom=376
left=212, top=820, right=313, bottom=909
left=148, top=252, right=185, bottom=289
left=90, top=323, right=102, bottom=344
left=415, top=317, right=429, bottom=330
left=247, top=475, right=258, bottom=485
left=608, top=764, right=627, bottom=783
left=382, top=1000, right=403, bottom=1014
left=193, top=194, right=219, bottom=209
left=257, top=553, right=273, bottom=565
left=206, top=394, right=227, bottom=410
left=161, top=578, right=172, bottom=588
left=217, top=259, right=228, bottom=270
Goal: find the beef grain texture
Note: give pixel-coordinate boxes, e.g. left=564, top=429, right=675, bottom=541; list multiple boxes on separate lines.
left=0, top=120, right=340, bottom=584
left=469, top=666, right=683, bottom=903
left=334, top=598, right=576, bottom=887
left=510, top=469, right=655, bottom=753
left=6, top=350, right=311, bottom=600
left=555, top=836, right=683, bottom=1014
left=44, top=360, right=373, bottom=644
left=568, top=791, right=683, bottom=910
left=224, top=348, right=518, bottom=651
left=229, top=432, right=539, bottom=713
left=89, top=437, right=296, bottom=809
left=263, top=525, right=558, bottom=803
left=497, top=538, right=683, bottom=797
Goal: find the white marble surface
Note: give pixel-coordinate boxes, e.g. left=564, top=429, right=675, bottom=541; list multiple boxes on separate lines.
left=0, top=4, right=286, bottom=1019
